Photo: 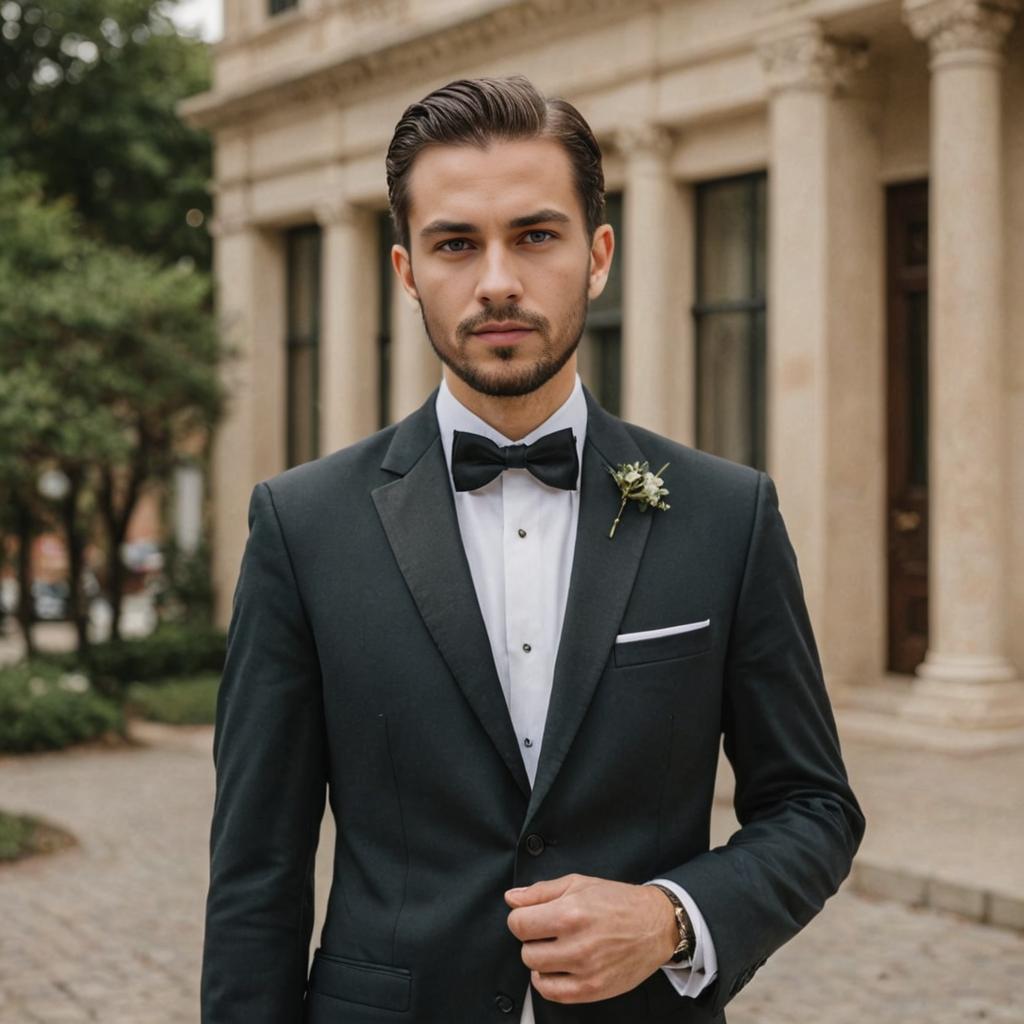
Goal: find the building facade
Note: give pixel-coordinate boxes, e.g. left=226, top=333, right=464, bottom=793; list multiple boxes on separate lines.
left=182, top=0, right=1024, bottom=750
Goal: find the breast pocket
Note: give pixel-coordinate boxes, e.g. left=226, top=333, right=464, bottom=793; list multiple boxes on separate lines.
left=613, top=619, right=712, bottom=668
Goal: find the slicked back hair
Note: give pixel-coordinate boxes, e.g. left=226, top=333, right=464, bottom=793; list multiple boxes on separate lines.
left=385, top=75, right=606, bottom=251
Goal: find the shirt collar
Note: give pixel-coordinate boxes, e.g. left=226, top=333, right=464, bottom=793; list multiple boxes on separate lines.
left=436, top=372, right=587, bottom=492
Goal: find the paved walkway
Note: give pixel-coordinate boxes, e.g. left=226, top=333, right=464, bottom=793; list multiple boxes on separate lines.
left=1, top=721, right=1022, bottom=1023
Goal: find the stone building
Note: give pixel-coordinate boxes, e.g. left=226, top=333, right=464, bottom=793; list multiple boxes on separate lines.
left=181, top=0, right=1024, bottom=750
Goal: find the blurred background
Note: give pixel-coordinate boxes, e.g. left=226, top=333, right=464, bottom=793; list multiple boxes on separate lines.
left=1, top=1, right=1022, bottom=1022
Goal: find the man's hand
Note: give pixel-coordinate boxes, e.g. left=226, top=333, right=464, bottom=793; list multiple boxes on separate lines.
left=504, top=873, right=678, bottom=1004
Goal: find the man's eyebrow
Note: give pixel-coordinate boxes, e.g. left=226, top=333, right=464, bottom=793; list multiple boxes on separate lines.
left=419, top=208, right=572, bottom=238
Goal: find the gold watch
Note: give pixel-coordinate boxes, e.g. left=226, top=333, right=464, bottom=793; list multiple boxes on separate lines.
left=650, top=883, right=695, bottom=963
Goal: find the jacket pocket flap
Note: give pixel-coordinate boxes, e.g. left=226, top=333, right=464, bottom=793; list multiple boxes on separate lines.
left=308, top=950, right=411, bottom=1012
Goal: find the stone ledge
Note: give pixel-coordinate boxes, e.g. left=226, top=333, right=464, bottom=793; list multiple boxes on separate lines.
left=849, top=858, right=1024, bottom=934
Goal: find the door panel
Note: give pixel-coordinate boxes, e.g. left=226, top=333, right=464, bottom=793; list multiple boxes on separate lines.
left=886, top=182, right=929, bottom=674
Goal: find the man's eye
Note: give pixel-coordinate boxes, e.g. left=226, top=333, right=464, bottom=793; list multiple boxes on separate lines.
left=523, top=230, right=554, bottom=244
left=438, top=238, right=473, bottom=253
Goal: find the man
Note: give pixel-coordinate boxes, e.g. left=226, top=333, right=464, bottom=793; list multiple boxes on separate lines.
left=201, top=75, right=864, bottom=1024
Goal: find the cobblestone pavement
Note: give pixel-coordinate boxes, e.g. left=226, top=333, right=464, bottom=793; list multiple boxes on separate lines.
left=1, top=724, right=1021, bottom=1024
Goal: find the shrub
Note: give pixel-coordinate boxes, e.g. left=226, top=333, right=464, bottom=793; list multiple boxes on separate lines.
left=39, top=622, right=227, bottom=697
left=125, top=673, right=220, bottom=725
left=0, top=661, right=124, bottom=753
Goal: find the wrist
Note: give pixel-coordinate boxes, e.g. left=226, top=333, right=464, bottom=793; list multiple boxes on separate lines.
left=648, top=883, right=695, bottom=964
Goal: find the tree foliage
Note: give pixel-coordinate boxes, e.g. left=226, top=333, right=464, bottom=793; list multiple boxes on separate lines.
left=0, top=170, right=227, bottom=653
left=0, top=0, right=213, bottom=268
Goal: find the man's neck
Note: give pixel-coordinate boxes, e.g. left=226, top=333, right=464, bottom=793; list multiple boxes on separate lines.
left=443, top=361, right=577, bottom=442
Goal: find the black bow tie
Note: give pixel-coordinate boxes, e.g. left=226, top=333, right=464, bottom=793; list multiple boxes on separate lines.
left=451, top=427, right=579, bottom=492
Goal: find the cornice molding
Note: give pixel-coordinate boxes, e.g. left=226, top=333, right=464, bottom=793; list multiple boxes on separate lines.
left=904, top=0, right=1020, bottom=60
left=757, top=21, right=870, bottom=96
left=180, top=0, right=645, bottom=133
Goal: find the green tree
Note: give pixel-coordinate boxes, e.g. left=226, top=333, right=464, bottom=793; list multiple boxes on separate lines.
left=0, top=0, right=213, bottom=269
left=0, top=171, right=226, bottom=655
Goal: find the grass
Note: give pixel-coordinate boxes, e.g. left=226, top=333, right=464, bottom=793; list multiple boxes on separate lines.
left=0, top=809, right=76, bottom=862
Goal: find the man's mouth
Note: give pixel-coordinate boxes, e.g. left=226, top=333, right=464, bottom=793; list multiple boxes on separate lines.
left=472, top=322, right=535, bottom=345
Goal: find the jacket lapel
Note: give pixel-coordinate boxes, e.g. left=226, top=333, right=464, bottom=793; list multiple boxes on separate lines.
left=371, top=387, right=532, bottom=797
left=526, top=387, right=654, bottom=821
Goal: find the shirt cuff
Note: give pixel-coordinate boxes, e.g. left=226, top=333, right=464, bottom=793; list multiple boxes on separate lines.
left=645, top=878, right=719, bottom=999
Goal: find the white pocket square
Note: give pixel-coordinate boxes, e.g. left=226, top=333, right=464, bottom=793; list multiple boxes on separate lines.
left=615, top=619, right=711, bottom=644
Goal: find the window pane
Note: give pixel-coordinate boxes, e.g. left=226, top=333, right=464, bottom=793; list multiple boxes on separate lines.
left=752, top=175, right=767, bottom=301
left=699, top=179, right=752, bottom=304
left=286, top=225, right=320, bottom=467
left=288, top=344, right=316, bottom=466
left=588, top=191, right=623, bottom=324
left=288, top=230, right=319, bottom=342
left=697, top=312, right=754, bottom=466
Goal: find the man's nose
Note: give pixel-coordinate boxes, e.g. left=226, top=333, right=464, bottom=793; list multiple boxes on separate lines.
left=474, top=245, right=523, bottom=306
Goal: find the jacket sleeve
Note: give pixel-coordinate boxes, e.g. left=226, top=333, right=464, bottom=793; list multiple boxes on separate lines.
left=662, top=470, right=865, bottom=1016
left=201, top=481, right=328, bottom=1024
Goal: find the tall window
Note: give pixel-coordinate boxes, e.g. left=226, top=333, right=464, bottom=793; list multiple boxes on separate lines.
left=694, top=173, right=767, bottom=469
left=269, top=0, right=299, bottom=15
left=377, top=211, right=394, bottom=429
left=285, top=225, right=321, bottom=468
left=580, top=192, right=623, bottom=415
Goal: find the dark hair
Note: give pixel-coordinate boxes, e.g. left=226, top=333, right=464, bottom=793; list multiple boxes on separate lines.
left=385, top=75, right=606, bottom=251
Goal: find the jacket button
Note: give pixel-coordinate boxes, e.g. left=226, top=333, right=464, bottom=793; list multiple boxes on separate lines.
left=495, top=992, right=515, bottom=1014
left=525, top=833, right=545, bottom=856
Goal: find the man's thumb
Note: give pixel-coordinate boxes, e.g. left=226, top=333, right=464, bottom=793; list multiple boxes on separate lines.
left=505, top=874, right=576, bottom=908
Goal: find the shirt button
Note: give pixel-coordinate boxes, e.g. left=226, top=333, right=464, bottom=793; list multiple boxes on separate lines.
left=522, top=642, right=531, bottom=653
left=523, top=737, right=533, bottom=748
left=517, top=528, right=527, bottom=538
left=495, top=993, right=515, bottom=1014
left=525, top=833, right=545, bottom=856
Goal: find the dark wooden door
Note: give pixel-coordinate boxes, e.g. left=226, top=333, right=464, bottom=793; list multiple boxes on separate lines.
left=886, top=182, right=930, bottom=674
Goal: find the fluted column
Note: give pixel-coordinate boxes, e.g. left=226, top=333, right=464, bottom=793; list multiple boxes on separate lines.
left=208, top=214, right=287, bottom=628
left=618, top=124, right=690, bottom=439
left=388, top=281, right=440, bottom=423
left=317, top=201, right=380, bottom=451
left=905, top=0, right=1021, bottom=689
left=758, top=22, right=876, bottom=654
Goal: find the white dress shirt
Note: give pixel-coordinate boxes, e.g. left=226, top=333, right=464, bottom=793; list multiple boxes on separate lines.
left=435, top=373, right=718, bottom=1023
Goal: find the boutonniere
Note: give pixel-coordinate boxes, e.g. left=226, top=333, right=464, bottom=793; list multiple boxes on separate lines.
left=606, top=461, right=671, bottom=538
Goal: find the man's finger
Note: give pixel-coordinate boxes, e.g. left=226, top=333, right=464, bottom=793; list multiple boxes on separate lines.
left=504, top=874, right=578, bottom=908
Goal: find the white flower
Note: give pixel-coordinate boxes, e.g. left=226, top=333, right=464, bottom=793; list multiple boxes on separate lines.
left=58, top=672, right=90, bottom=693
left=29, top=676, right=49, bottom=697
left=606, top=460, right=671, bottom=538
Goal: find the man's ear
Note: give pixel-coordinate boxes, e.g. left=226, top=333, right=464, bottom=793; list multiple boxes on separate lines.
left=391, top=243, right=420, bottom=303
left=587, top=223, right=614, bottom=301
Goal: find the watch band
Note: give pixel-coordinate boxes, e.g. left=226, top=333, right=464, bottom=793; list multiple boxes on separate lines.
left=650, top=883, right=695, bottom=963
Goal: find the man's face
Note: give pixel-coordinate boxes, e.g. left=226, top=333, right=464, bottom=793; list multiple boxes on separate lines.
left=392, top=136, right=613, bottom=398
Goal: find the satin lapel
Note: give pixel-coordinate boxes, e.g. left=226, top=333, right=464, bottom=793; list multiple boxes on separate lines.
left=526, top=387, right=654, bottom=821
left=371, top=390, right=531, bottom=797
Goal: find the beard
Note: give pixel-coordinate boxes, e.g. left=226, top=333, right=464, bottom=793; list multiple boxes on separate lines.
left=417, top=277, right=590, bottom=398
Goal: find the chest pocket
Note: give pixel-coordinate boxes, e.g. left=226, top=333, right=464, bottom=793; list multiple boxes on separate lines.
left=613, top=620, right=712, bottom=668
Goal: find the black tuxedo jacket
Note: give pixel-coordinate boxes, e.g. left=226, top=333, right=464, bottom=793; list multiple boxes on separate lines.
left=201, top=383, right=864, bottom=1024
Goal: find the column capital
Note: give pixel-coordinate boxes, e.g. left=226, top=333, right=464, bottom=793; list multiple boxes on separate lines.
left=207, top=213, right=251, bottom=238
left=904, top=0, right=1020, bottom=59
left=315, top=198, right=359, bottom=228
left=614, top=123, right=674, bottom=162
left=758, top=21, right=870, bottom=96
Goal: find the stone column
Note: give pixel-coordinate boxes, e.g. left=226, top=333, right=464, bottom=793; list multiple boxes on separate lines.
left=208, top=215, right=287, bottom=629
left=905, top=0, right=1022, bottom=694
left=618, top=124, right=690, bottom=440
left=389, top=281, right=440, bottom=423
left=317, top=201, right=380, bottom=452
left=757, top=22, right=874, bottom=653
